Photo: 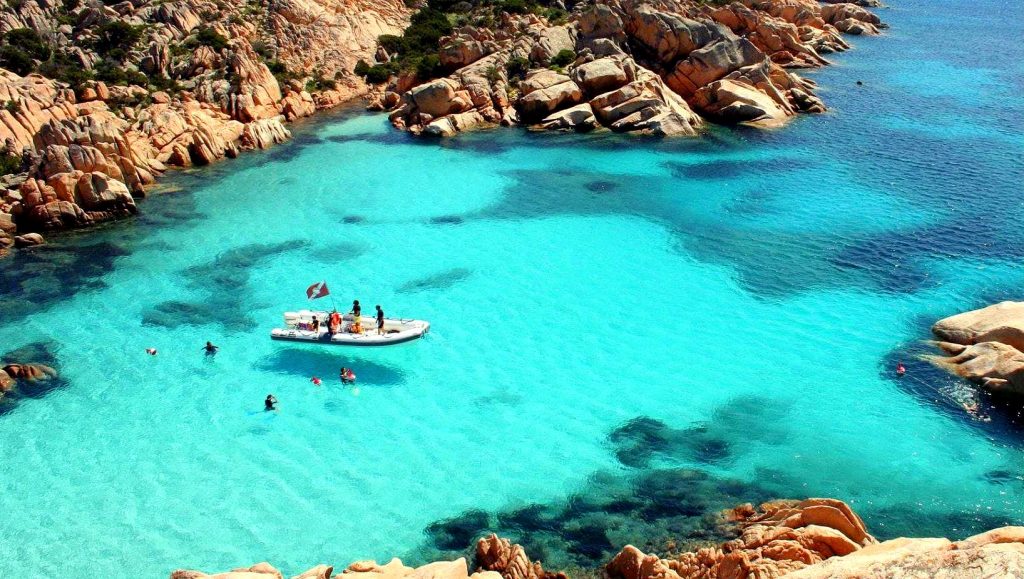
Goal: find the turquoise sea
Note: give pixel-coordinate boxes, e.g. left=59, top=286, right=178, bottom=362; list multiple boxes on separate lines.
left=2, top=0, right=1024, bottom=576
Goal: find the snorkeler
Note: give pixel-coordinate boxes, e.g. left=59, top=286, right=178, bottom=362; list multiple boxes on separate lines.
left=203, top=341, right=219, bottom=356
left=265, top=394, right=278, bottom=411
left=896, top=361, right=906, bottom=376
left=310, top=376, right=322, bottom=387
left=145, top=348, right=158, bottom=356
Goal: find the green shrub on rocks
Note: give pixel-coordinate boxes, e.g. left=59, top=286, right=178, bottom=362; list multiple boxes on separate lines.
left=505, top=56, right=529, bottom=80
left=551, top=49, right=575, bottom=67
left=0, top=152, right=22, bottom=177
left=92, top=21, right=144, bottom=58
left=0, top=28, right=52, bottom=75
left=195, top=27, right=229, bottom=52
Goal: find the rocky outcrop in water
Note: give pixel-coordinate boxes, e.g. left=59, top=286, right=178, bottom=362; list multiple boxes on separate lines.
left=607, top=499, right=877, bottom=579
left=0, top=362, right=58, bottom=402
left=170, top=499, right=1024, bottom=579
left=384, top=0, right=884, bottom=137
left=929, top=301, right=1024, bottom=396
left=0, top=0, right=410, bottom=246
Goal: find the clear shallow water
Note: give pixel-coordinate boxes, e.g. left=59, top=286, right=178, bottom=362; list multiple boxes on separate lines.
left=3, top=0, right=1024, bottom=576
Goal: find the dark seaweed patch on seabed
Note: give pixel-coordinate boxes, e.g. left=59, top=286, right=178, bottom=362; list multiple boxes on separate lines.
left=397, top=268, right=472, bottom=293
left=0, top=241, right=131, bottom=323
left=664, top=157, right=816, bottom=180
left=142, top=241, right=308, bottom=332
left=409, top=466, right=779, bottom=569
left=468, top=166, right=917, bottom=300
left=608, top=395, right=788, bottom=468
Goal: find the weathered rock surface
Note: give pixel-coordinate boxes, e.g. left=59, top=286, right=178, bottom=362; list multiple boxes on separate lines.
left=930, top=301, right=1024, bottom=396
left=0, top=0, right=411, bottom=245
left=609, top=499, right=1024, bottom=579
left=787, top=527, right=1024, bottom=578
left=168, top=501, right=1024, bottom=579
left=605, top=499, right=877, bottom=579
left=387, top=0, right=883, bottom=137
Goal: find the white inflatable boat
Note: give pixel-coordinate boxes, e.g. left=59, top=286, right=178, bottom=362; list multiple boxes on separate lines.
left=270, top=310, right=430, bottom=347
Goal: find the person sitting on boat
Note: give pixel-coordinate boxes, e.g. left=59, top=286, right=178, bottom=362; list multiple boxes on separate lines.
left=350, top=300, right=362, bottom=333
left=203, top=341, right=219, bottom=356
left=311, top=316, right=320, bottom=333
left=340, top=367, right=356, bottom=384
left=375, top=305, right=385, bottom=335
left=265, top=394, right=278, bottom=411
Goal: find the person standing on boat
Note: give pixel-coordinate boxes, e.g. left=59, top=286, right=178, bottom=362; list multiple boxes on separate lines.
left=351, top=300, right=362, bottom=333
left=376, top=305, right=385, bottom=335
left=329, top=310, right=341, bottom=336
left=311, top=316, right=320, bottom=334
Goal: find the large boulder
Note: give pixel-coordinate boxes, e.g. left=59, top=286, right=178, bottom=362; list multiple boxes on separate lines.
left=476, top=534, right=564, bottom=579
left=667, top=37, right=765, bottom=97
left=517, top=70, right=582, bottom=118
left=529, top=25, right=576, bottom=65
left=691, top=78, right=790, bottom=127
left=786, top=527, right=1024, bottom=578
left=625, top=6, right=729, bottom=64
left=588, top=69, right=702, bottom=136
left=13, top=233, right=45, bottom=247
left=409, top=79, right=472, bottom=118
left=933, top=301, right=1024, bottom=353
left=440, top=37, right=487, bottom=69
left=25, top=200, right=89, bottom=230
left=540, top=103, right=597, bottom=131
left=572, top=58, right=630, bottom=95
left=930, top=341, right=1024, bottom=395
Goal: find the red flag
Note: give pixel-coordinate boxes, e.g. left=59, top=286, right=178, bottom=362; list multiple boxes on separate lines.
left=306, top=281, right=330, bottom=299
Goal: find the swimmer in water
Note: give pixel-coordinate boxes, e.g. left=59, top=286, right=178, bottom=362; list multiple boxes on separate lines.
left=203, top=341, right=219, bottom=356
left=265, top=394, right=278, bottom=411
left=340, top=367, right=356, bottom=384
left=310, top=376, right=322, bottom=387
left=896, top=361, right=906, bottom=376
left=145, top=348, right=158, bottom=356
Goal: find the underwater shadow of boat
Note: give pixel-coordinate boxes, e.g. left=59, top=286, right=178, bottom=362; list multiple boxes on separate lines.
left=256, top=347, right=406, bottom=386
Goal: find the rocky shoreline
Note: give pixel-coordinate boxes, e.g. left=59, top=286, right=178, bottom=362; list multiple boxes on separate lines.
left=1, top=0, right=887, bottom=252
left=169, top=499, right=1024, bottom=578
left=0, top=0, right=410, bottom=253
left=379, top=0, right=886, bottom=137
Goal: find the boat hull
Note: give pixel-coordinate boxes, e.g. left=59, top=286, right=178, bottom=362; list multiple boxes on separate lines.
left=270, top=310, right=429, bottom=347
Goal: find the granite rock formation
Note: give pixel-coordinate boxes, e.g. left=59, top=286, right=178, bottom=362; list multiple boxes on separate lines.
left=384, top=0, right=884, bottom=137
left=169, top=499, right=1024, bottom=579
left=0, top=0, right=410, bottom=243
left=929, top=301, right=1024, bottom=396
